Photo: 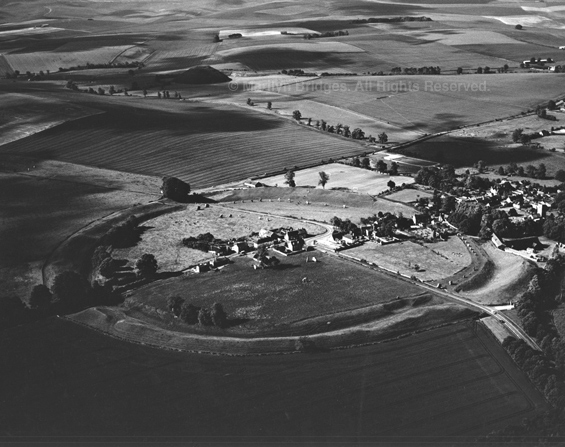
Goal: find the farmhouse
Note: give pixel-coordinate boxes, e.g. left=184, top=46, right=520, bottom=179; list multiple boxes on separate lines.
left=232, top=241, right=249, bottom=253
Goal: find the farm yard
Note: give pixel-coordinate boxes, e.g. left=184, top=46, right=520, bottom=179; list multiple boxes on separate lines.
left=0, top=98, right=372, bottom=189
left=259, top=163, right=414, bottom=194
left=213, top=187, right=416, bottom=223
left=112, top=204, right=325, bottom=273
left=0, top=318, right=548, bottom=440
left=347, top=238, right=472, bottom=282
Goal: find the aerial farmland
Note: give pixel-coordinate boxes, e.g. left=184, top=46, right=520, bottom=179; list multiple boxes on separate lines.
left=2, top=0, right=565, bottom=444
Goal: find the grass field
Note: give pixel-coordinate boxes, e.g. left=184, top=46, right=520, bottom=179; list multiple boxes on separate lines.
left=126, top=250, right=438, bottom=335
left=213, top=187, right=416, bottom=222
left=0, top=157, right=159, bottom=300
left=462, top=243, right=536, bottom=305
left=347, top=238, right=472, bottom=282
left=0, top=318, right=547, bottom=441
left=385, top=188, right=433, bottom=204
left=113, top=204, right=325, bottom=273
left=0, top=98, right=373, bottom=189
left=260, top=163, right=414, bottom=194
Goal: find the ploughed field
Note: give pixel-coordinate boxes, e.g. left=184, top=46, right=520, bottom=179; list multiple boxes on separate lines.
left=0, top=99, right=371, bottom=189
left=0, top=318, right=547, bottom=441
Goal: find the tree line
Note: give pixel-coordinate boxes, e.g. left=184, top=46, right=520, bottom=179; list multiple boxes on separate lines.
left=168, top=297, right=228, bottom=328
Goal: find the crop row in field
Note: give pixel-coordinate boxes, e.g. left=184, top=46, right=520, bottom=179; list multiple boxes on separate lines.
left=0, top=318, right=547, bottom=440
left=144, top=43, right=220, bottom=70
left=3, top=46, right=133, bottom=73
left=0, top=100, right=371, bottom=189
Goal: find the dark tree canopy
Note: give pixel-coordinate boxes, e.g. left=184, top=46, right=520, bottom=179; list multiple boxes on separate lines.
left=52, top=271, right=91, bottom=311
left=161, top=176, right=191, bottom=202
left=211, top=303, right=227, bottom=328
left=318, top=171, right=329, bottom=188
left=135, top=253, right=158, bottom=278
left=29, top=285, right=52, bottom=312
left=284, top=169, right=296, bottom=187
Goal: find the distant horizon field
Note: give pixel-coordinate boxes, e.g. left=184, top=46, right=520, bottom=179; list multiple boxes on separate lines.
left=261, top=74, right=565, bottom=134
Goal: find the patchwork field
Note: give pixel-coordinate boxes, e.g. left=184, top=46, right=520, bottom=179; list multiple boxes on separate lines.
left=113, top=204, right=325, bottom=273
left=259, top=163, right=414, bottom=194
left=0, top=318, right=547, bottom=440
left=0, top=98, right=371, bottom=189
left=347, top=238, right=472, bottom=282
left=263, top=74, right=565, bottom=134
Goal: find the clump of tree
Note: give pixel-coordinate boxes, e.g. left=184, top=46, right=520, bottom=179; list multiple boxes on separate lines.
left=182, top=233, right=217, bottom=252
left=168, top=296, right=229, bottom=328
left=318, top=171, right=329, bottom=189
left=135, top=253, right=158, bottom=278
left=104, top=215, right=140, bottom=248
left=331, top=216, right=359, bottom=234
left=414, top=165, right=457, bottom=191
left=303, top=30, right=349, bottom=39
left=161, top=176, right=191, bottom=202
left=448, top=201, right=484, bottom=235
left=29, top=285, right=53, bottom=315
left=555, top=169, right=565, bottom=182
left=51, top=271, right=93, bottom=312
left=292, top=110, right=302, bottom=121
left=478, top=208, right=540, bottom=240
left=284, top=169, right=296, bottom=187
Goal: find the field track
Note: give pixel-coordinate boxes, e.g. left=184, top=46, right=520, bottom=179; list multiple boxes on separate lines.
left=0, top=99, right=371, bottom=189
